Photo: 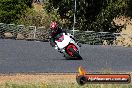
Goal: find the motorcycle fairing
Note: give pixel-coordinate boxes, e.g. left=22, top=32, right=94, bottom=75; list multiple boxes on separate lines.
left=55, top=33, right=71, bottom=49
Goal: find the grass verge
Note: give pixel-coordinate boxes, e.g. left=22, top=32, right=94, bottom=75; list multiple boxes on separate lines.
left=0, top=73, right=131, bottom=88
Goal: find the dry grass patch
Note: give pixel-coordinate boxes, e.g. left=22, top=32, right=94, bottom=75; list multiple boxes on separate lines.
left=32, top=3, right=43, bottom=12
left=113, top=16, right=132, bottom=47
left=0, top=73, right=132, bottom=88
left=0, top=73, right=75, bottom=84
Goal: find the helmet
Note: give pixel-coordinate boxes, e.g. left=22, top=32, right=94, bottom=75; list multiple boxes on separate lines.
left=50, top=21, right=58, bottom=35
left=50, top=22, right=58, bottom=33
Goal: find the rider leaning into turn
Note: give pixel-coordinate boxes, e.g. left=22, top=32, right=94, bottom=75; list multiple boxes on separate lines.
left=48, top=21, right=79, bottom=48
left=49, top=21, right=67, bottom=47
left=48, top=21, right=81, bottom=58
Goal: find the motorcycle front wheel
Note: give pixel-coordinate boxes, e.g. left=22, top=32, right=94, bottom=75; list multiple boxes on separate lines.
left=69, top=48, right=82, bottom=60
left=65, top=43, right=82, bottom=60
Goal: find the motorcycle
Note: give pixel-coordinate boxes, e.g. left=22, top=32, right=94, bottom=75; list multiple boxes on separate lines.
left=54, top=32, right=82, bottom=60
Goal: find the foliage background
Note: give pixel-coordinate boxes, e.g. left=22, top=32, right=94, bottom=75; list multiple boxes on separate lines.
left=0, top=0, right=32, bottom=23
left=44, top=0, right=129, bottom=32
left=0, top=0, right=132, bottom=32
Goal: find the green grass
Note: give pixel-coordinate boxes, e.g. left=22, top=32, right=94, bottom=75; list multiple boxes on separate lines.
left=0, top=82, right=132, bottom=88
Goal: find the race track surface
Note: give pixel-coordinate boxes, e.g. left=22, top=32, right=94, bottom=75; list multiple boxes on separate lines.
left=0, top=39, right=132, bottom=73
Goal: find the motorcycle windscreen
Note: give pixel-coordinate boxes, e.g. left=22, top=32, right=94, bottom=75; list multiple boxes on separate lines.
left=56, top=34, right=71, bottom=49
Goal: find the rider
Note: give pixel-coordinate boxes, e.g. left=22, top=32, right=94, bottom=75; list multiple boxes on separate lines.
left=49, top=21, right=79, bottom=48
left=49, top=21, right=66, bottom=47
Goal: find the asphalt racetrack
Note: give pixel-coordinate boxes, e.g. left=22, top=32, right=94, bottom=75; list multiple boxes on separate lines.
left=0, top=39, right=132, bottom=73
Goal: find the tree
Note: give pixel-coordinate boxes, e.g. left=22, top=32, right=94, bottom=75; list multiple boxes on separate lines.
left=0, top=0, right=32, bottom=24
left=44, top=0, right=128, bottom=32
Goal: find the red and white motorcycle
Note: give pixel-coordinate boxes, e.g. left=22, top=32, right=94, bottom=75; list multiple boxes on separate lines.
left=54, top=33, right=82, bottom=60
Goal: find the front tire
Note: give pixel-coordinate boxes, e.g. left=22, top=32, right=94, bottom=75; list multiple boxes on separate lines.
left=69, top=48, right=82, bottom=60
